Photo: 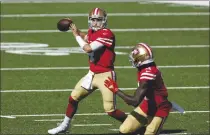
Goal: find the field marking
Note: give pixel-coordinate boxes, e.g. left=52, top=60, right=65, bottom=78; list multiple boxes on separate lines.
left=151, top=1, right=209, bottom=7
left=73, top=124, right=112, bottom=127
left=2, top=44, right=208, bottom=49
left=1, top=65, right=209, bottom=71
left=1, top=86, right=209, bottom=93
left=35, top=119, right=113, bottom=128
left=1, top=44, right=209, bottom=56
left=1, top=12, right=209, bottom=18
left=0, top=0, right=150, bottom=3
left=115, top=45, right=210, bottom=49
left=1, top=44, right=209, bottom=50
left=0, top=115, right=16, bottom=119
left=1, top=28, right=209, bottom=34
left=2, top=111, right=209, bottom=118
left=110, top=129, right=120, bottom=131
left=1, top=0, right=209, bottom=7
left=34, top=119, right=112, bottom=127
left=34, top=119, right=63, bottom=122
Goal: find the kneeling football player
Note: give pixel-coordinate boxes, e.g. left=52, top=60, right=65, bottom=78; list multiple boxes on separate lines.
left=104, top=43, right=172, bottom=135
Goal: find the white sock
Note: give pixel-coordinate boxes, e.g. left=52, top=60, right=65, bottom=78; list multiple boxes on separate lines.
left=63, top=116, right=71, bottom=125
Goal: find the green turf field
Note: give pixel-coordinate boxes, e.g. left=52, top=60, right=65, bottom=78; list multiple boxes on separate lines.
left=1, top=2, right=209, bottom=135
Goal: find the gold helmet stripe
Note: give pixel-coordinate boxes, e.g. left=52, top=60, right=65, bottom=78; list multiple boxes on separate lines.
left=138, top=43, right=153, bottom=58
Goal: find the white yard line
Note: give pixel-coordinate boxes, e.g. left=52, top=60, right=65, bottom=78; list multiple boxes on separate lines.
left=152, top=1, right=209, bottom=7
left=0, top=115, right=16, bottom=119
left=1, top=45, right=208, bottom=50
left=34, top=119, right=112, bottom=126
left=74, top=124, right=112, bottom=127
left=2, top=111, right=209, bottom=118
left=1, top=86, right=209, bottom=93
left=115, top=45, right=210, bottom=49
left=0, top=0, right=146, bottom=3
left=1, top=28, right=209, bottom=34
left=1, top=12, right=209, bottom=18
left=1, top=0, right=209, bottom=7
left=182, top=111, right=210, bottom=113
left=34, top=119, right=63, bottom=121
left=36, top=121, right=112, bottom=127
left=1, top=65, right=209, bottom=71
left=110, top=129, right=120, bottom=131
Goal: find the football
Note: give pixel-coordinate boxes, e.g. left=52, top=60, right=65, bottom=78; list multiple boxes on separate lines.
left=57, top=18, right=73, bottom=32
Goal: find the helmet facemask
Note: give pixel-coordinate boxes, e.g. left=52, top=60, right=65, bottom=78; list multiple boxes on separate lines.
left=88, top=8, right=107, bottom=31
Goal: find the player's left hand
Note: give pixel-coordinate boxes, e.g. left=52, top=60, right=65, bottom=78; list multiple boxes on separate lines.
left=104, top=77, right=119, bottom=93
left=70, top=23, right=79, bottom=37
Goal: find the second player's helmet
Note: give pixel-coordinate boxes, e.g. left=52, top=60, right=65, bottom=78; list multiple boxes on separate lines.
left=88, top=8, right=107, bottom=31
left=129, top=43, right=154, bottom=67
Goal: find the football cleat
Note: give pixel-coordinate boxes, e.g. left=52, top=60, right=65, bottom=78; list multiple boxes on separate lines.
left=48, top=123, right=70, bottom=135
left=171, top=101, right=185, bottom=114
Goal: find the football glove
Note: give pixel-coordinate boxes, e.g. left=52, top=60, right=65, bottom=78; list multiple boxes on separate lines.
left=104, top=77, right=119, bottom=93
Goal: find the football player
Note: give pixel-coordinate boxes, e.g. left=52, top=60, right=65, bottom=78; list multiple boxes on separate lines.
left=104, top=43, right=172, bottom=135
left=48, top=8, right=127, bottom=134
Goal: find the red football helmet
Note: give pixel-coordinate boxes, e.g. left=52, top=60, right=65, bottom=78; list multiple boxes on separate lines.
left=129, top=43, right=154, bottom=67
left=88, top=8, right=107, bottom=31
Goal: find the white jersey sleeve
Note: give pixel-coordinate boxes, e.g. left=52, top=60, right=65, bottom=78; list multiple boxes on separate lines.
left=90, top=41, right=104, bottom=51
